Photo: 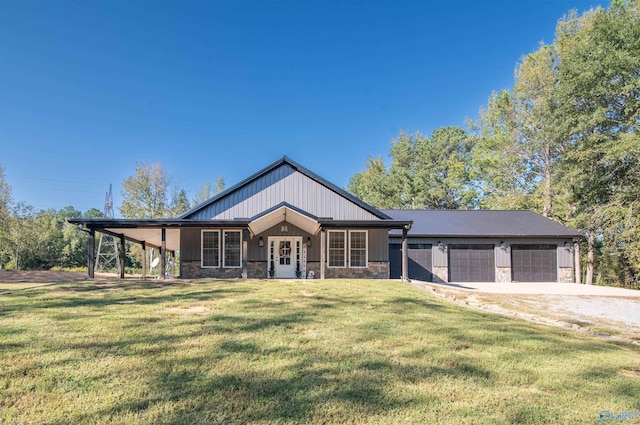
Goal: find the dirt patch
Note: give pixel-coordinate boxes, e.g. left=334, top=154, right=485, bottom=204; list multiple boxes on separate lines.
left=164, top=306, right=213, bottom=315
left=0, top=270, right=88, bottom=283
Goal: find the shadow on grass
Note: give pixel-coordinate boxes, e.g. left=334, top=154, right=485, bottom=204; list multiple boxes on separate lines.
left=3, top=279, right=640, bottom=424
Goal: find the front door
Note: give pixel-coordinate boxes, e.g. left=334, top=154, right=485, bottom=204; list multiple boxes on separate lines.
left=270, top=237, right=302, bottom=278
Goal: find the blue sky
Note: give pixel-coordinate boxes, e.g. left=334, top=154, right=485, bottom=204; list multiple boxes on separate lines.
left=0, top=0, right=601, bottom=215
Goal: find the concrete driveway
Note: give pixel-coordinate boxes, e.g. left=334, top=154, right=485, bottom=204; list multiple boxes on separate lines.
left=420, top=280, right=640, bottom=297
left=411, top=280, right=640, bottom=343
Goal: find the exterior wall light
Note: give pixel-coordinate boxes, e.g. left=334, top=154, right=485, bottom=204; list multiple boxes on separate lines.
left=306, top=236, right=312, bottom=247
left=258, top=236, right=264, bottom=247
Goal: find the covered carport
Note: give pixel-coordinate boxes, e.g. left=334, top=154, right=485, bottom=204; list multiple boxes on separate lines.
left=68, top=219, right=249, bottom=280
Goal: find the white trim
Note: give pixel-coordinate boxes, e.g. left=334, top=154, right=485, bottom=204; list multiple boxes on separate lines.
left=349, top=230, right=368, bottom=268
left=327, top=230, right=347, bottom=268
left=223, top=229, right=243, bottom=268
left=201, top=229, right=220, bottom=268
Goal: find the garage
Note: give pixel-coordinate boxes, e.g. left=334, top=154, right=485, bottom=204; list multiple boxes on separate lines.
left=448, top=244, right=495, bottom=282
left=389, top=243, right=433, bottom=281
left=511, top=244, right=557, bottom=282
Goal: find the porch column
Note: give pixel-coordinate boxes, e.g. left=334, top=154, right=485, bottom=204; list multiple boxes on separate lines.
left=119, top=235, right=126, bottom=279
left=574, top=241, right=581, bottom=284
left=160, top=228, right=166, bottom=280
left=141, top=242, right=147, bottom=279
left=242, top=229, right=249, bottom=279
left=320, top=228, right=326, bottom=280
left=87, top=229, right=95, bottom=279
left=401, top=227, right=408, bottom=282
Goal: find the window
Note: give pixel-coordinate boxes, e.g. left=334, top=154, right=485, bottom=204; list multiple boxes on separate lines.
left=202, top=230, right=220, bottom=268
left=349, top=230, right=367, bottom=268
left=223, top=230, right=242, bottom=268
left=328, top=230, right=346, bottom=267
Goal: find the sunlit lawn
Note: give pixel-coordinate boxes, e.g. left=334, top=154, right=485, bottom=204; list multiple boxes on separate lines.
left=1, top=279, right=638, bottom=424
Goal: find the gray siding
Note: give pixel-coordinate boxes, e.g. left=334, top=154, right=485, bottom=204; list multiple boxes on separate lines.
left=188, top=164, right=380, bottom=221
left=368, top=229, right=389, bottom=262
left=557, top=241, right=574, bottom=268
left=390, top=236, right=573, bottom=271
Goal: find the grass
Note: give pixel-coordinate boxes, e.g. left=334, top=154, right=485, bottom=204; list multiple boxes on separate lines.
left=1, top=279, right=639, bottom=424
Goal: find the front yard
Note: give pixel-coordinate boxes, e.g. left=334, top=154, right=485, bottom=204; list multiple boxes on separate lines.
left=1, top=279, right=638, bottom=424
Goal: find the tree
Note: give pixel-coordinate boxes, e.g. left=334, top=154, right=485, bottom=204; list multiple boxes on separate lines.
left=553, top=0, right=640, bottom=284
left=0, top=166, right=11, bottom=268
left=120, top=162, right=172, bottom=219
left=215, top=175, right=226, bottom=195
left=349, top=128, right=477, bottom=210
left=471, top=44, right=569, bottom=217
left=347, top=156, right=398, bottom=208
left=169, top=189, right=190, bottom=217
left=415, top=126, right=478, bottom=209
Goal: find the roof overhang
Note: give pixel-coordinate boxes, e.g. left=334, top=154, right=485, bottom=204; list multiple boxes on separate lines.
left=248, top=204, right=321, bottom=236
left=68, top=218, right=251, bottom=252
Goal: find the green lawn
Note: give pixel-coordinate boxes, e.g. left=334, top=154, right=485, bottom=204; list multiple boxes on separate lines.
left=1, top=279, right=638, bottom=424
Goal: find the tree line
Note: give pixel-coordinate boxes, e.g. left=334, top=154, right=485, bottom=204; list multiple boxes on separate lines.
left=0, top=162, right=225, bottom=271
left=348, top=1, right=639, bottom=286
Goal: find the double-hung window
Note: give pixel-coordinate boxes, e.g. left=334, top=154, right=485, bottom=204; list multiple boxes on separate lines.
left=349, top=230, right=367, bottom=268
left=327, top=230, right=368, bottom=268
left=328, top=230, right=346, bottom=268
left=202, top=230, right=220, bottom=268
left=223, top=230, right=242, bottom=268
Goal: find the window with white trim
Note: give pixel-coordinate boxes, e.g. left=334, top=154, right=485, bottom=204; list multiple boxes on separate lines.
left=202, top=230, right=220, bottom=268
left=223, top=230, right=242, bottom=268
left=349, top=230, right=368, bottom=268
left=328, top=230, right=346, bottom=267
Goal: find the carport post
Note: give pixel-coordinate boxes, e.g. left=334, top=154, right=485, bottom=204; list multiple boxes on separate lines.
left=119, top=235, right=126, bottom=279
left=87, top=229, right=95, bottom=279
left=160, top=228, right=166, bottom=280
left=574, top=241, right=581, bottom=284
left=141, top=242, right=147, bottom=279
left=401, top=227, right=408, bottom=282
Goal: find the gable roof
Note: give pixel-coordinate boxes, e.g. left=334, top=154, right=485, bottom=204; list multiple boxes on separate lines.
left=180, top=156, right=391, bottom=220
left=383, top=210, right=581, bottom=238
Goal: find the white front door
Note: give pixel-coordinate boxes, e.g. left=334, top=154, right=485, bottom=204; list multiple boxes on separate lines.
left=270, top=237, right=302, bottom=278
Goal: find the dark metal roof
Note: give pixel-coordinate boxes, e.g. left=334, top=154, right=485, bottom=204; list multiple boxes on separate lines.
left=179, top=156, right=392, bottom=220
left=382, top=210, right=582, bottom=238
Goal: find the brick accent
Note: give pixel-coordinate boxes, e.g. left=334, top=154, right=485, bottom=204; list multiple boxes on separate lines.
left=432, top=266, right=448, bottom=283
left=559, top=267, right=573, bottom=283
left=496, top=267, right=512, bottom=283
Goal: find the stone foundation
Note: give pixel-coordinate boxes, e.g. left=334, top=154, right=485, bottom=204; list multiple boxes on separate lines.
left=432, top=266, right=448, bottom=283
left=181, top=260, right=390, bottom=280
left=496, top=267, right=512, bottom=283
left=248, top=261, right=268, bottom=279
left=325, top=262, right=389, bottom=279
left=181, top=261, right=243, bottom=279
left=559, top=267, right=573, bottom=283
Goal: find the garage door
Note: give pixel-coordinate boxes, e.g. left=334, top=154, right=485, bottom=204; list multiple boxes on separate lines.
left=389, top=244, right=433, bottom=281
left=448, top=244, right=495, bottom=282
left=511, top=244, right=557, bottom=282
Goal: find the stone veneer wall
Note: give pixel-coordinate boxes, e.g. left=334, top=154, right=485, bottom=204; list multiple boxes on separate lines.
left=181, top=260, right=244, bottom=279
left=496, top=267, right=512, bottom=283
left=248, top=261, right=268, bottom=279
left=306, top=261, right=321, bottom=279
left=559, top=267, right=573, bottom=283
left=432, top=266, right=448, bottom=283
left=325, top=261, right=389, bottom=279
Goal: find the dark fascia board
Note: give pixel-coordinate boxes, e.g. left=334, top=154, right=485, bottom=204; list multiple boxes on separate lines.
left=389, top=233, right=581, bottom=240
left=319, top=219, right=412, bottom=230
left=178, top=156, right=392, bottom=220
left=68, top=218, right=251, bottom=229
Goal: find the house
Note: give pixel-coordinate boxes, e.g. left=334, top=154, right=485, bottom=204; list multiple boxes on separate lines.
left=70, top=156, right=581, bottom=283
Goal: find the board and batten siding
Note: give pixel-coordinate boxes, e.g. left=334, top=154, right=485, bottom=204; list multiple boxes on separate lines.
left=187, top=164, right=381, bottom=221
